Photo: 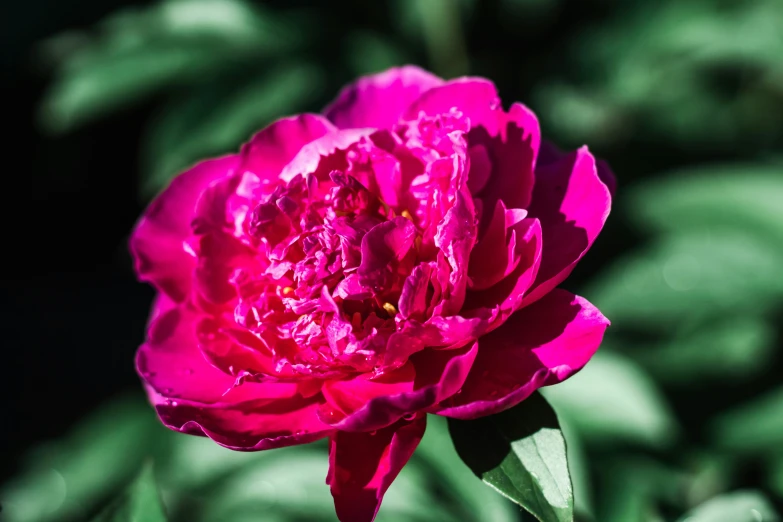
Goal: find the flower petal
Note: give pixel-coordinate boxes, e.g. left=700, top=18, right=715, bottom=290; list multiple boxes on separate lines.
left=240, top=113, right=336, bottom=182
left=405, top=80, right=540, bottom=233
left=434, top=289, right=609, bottom=419
left=137, top=296, right=331, bottom=450
left=148, top=385, right=333, bottom=451
left=524, top=147, right=612, bottom=306
left=280, top=128, right=376, bottom=182
left=130, top=155, right=239, bottom=302
left=470, top=102, right=540, bottom=235
left=325, top=66, right=444, bottom=129
left=321, top=341, right=478, bottom=431
left=464, top=217, right=542, bottom=324
left=328, top=415, right=427, bottom=522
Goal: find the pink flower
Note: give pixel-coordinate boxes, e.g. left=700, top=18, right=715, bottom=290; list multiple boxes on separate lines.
left=132, top=66, right=613, bottom=521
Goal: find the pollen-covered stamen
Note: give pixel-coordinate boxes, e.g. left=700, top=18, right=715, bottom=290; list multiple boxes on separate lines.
left=382, top=302, right=398, bottom=316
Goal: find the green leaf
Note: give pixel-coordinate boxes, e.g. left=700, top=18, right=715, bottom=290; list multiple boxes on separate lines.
left=448, top=392, right=573, bottom=522
left=141, top=62, right=323, bottom=198
left=0, top=393, right=163, bottom=522
left=711, top=387, right=783, bottom=453
left=416, top=416, right=518, bottom=522
left=675, top=490, right=779, bottom=522
left=38, top=0, right=304, bottom=132
left=541, top=351, right=678, bottom=448
left=627, top=165, right=783, bottom=249
left=92, top=463, right=167, bottom=522
left=587, top=230, right=783, bottom=327
left=556, top=416, right=593, bottom=519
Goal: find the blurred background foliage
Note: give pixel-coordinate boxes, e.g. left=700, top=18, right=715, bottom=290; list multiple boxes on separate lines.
left=2, top=0, right=783, bottom=520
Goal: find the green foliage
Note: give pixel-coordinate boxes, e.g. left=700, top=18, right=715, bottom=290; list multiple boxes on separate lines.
left=91, top=464, right=167, bottom=522
left=448, top=393, right=573, bottom=522
left=535, top=0, right=783, bottom=150
left=542, top=351, right=679, bottom=449
left=0, top=394, right=518, bottom=522
left=0, top=395, right=163, bottom=522
left=675, top=490, right=779, bottom=522
left=38, top=0, right=304, bottom=133
left=711, top=387, right=783, bottom=453
left=141, top=62, right=323, bottom=197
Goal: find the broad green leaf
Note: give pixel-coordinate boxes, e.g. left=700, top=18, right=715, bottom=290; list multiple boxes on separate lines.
left=0, top=394, right=163, bottom=522
left=588, top=230, right=783, bottom=327
left=556, top=416, right=592, bottom=519
left=711, top=387, right=783, bottom=453
left=542, top=351, right=678, bottom=448
left=91, top=463, right=167, bottom=522
left=631, top=316, right=776, bottom=384
left=141, top=62, right=323, bottom=198
left=675, top=490, right=779, bottom=522
left=416, top=416, right=518, bottom=522
left=448, top=392, right=573, bottom=522
left=627, top=166, right=783, bottom=249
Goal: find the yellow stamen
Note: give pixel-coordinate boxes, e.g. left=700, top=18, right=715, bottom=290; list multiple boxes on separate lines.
left=281, top=286, right=295, bottom=296
left=401, top=209, right=413, bottom=221
left=382, top=302, right=398, bottom=316
left=414, top=235, right=422, bottom=252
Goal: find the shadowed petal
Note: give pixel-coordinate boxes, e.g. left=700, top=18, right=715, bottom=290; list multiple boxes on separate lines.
left=325, top=66, right=444, bottom=129
left=405, top=80, right=540, bottom=234
left=328, top=415, right=427, bottom=522
left=434, top=289, right=609, bottom=419
left=523, top=147, right=612, bottom=306
left=464, top=217, right=543, bottom=325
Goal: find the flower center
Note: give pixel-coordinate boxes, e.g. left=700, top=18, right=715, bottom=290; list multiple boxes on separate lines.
left=234, top=165, right=419, bottom=376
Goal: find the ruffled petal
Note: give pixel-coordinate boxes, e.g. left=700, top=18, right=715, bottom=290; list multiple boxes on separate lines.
left=328, top=415, right=427, bottom=522
left=404, top=78, right=502, bottom=133
left=435, top=289, right=609, bottom=419
left=464, top=217, right=542, bottom=325
left=148, top=385, right=333, bottom=451
left=524, top=147, right=612, bottom=306
left=240, top=114, right=336, bottom=182
left=325, top=65, right=444, bottom=130
left=320, top=341, right=478, bottom=431
left=405, top=80, right=540, bottom=234
left=137, top=297, right=332, bottom=450
left=468, top=200, right=531, bottom=290
left=280, top=128, right=376, bottom=182
left=130, top=155, right=239, bottom=302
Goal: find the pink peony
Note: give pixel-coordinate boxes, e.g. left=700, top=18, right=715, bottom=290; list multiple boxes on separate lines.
left=132, top=66, right=613, bottom=521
